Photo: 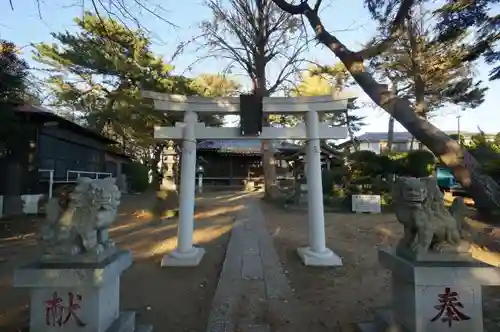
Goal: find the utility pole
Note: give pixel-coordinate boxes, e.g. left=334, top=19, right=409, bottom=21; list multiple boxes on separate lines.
left=457, top=115, right=462, bottom=146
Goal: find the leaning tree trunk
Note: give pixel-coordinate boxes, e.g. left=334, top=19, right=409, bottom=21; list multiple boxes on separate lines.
left=271, top=0, right=500, bottom=212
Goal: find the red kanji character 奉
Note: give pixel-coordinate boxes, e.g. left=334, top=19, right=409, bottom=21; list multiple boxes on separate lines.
left=45, top=292, right=64, bottom=326
left=62, top=292, right=86, bottom=327
left=430, top=287, right=471, bottom=327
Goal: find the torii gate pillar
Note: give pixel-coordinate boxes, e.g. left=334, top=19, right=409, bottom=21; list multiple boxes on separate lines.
left=297, top=110, right=343, bottom=266
left=160, top=111, right=205, bottom=267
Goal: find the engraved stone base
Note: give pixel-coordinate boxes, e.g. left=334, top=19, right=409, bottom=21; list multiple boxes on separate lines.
left=358, top=249, right=500, bottom=332
left=357, top=310, right=488, bottom=332
left=160, top=247, right=205, bottom=267
left=41, top=246, right=118, bottom=264
left=297, top=247, right=343, bottom=266
left=13, top=251, right=152, bottom=332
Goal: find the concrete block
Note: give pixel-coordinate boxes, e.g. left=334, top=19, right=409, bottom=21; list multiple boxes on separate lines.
left=160, top=247, right=205, bottom=267
left=21, top=194, right=44, bottom=214
left=297, top=247, right=343, bottom=267
left=135, top=326, right=153, bottom=332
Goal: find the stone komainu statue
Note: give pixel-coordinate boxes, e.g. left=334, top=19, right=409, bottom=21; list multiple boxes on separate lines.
left=392, top=176, right=467, bottom=255
left=38, top=177, right=121, bottom=260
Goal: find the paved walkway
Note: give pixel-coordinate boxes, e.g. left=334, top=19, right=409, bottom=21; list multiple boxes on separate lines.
left=206, top=198, right=304, bottom=332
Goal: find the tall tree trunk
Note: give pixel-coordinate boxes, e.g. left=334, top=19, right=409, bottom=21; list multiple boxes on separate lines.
left=345, top=110, right=359, bottom=151
left=387, top=116, right=395, bottom=152
left=255, top=71, right=277, bottom=197
left=387, top=81, right=397, bottom=153
left=255, top=0, right=277, bottom=198
left=271, top=0, right=500, bottom=212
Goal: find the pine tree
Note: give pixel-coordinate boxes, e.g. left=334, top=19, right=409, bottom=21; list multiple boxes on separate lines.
left=434, top=0, right=499, bottom=80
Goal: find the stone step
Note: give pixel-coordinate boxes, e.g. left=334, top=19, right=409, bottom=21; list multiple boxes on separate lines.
left=107, top=311, right=135, bottom=332
left=136, top=325, right=153, bottom=332
left=374, top=310, right=401, bottom=332
left=356, top=309, right=409, bottom=332
left=356, top=322, right=376, bottom=332
left=243, top=325, right=271, bottom=332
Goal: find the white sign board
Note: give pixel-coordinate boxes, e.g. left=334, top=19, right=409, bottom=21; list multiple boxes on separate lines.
left=351, top=194, right=381, bottom=214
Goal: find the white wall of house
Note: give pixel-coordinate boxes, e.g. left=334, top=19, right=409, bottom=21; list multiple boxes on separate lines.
left=350, top=132, right=495, bottom=155
left=358, top=142, right=381, bottom=154
left=357, top=140, right=421, bottom=154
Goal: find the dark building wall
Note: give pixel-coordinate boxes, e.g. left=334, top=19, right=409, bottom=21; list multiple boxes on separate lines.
left=1, top=111, right=124, bottom=199
left=0, top=119, right=38, bottom=195
left=198, top=151, right=263, bottom=185
left=36, top=126, right=108, bottom=182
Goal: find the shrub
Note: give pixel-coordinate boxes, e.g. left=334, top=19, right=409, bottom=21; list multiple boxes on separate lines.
left=484, top=159, right=500, bottom=182
left=321, top=168, right=347, bottom=194
left=321, top=169, right=336, bottom=195
left=348, top=150, right=384, bottom=178
left=123, top=162, right=149, bottom=193
left=400, top=150, right=436, bottom=177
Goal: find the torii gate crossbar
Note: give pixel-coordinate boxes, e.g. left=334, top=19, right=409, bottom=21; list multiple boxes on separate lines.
left=142, top=90, right=357, bottom=267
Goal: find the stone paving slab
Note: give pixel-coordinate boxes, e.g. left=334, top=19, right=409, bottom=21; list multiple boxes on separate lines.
left=206, top=198, right=304, bottom=332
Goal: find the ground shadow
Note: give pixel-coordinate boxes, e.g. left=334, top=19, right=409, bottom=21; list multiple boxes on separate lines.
left=0, top=190, right=251, bottom=332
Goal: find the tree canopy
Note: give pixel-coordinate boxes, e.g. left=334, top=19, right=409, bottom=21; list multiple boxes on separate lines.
left=369, top=5, right=488, bottom=118
left=31, top=12, right=242, bottom=187
left=434, top=0, right=499, bottom=80
left=0, top=40, right=29, bottom=106
left=292, top=63, right=365, bottom=142
left=0, top=40, right=41, bottom=158
left=33, top=12, right=226, bottom=158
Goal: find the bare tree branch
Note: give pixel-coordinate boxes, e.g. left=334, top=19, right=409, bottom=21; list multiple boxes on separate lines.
left=272, top=0, right=414, bottom=60
left=313, top=0, right=323, bottom=13
left=12, top=0, right=176, bottom=31
left=189, top=0, right=314, bottom=97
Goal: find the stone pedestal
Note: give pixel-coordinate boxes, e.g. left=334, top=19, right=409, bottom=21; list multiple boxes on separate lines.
left=13, top=251, right=152, bottom=332
left=358, top=249, right=500, bottom=332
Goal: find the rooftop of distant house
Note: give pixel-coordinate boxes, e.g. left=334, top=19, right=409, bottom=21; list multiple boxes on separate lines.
left=350, top=131, right=496, bottom=143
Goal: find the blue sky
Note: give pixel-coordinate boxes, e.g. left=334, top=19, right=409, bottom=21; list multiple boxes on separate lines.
left=1, top=0, right=499, bottom=135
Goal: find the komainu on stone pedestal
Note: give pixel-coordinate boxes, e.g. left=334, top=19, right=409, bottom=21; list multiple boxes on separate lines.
left=357, top=177, right=500, bottom=332
left=392, top=176, right=470, bottom=261
left=38, top=177, right=121, bottom=262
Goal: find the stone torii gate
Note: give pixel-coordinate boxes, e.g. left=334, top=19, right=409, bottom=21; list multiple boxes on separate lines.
left=142, top=90, right=357, bottom=267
